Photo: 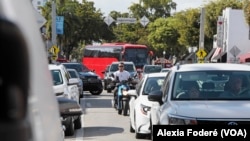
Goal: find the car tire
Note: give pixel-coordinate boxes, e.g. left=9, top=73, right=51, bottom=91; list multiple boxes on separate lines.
left=74, top=116, right=82, bottom=129
left=65, top=117, right=74, bottom=136
left=104, top=82, right=107, bottom=90
left=107, top=88, right=112, bottom=93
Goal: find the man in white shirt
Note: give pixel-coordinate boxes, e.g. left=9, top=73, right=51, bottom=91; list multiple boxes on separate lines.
left=113, top=62, right=131, bottom=112
left=113, top=62, right=131, bottom=82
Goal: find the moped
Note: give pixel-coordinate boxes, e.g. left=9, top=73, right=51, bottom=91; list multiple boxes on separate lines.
left=112, top=80, right=131, bottom=116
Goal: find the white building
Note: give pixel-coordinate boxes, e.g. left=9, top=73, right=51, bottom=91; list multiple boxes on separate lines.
left=210, top=7, right=250, bottom=63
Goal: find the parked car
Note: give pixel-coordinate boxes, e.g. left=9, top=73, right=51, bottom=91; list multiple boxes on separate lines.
left=49, top=64, right=82, bottom=136
left=62, top=62, right=103, bottom=95
left=104, top=61, right=138, bottom=93
left=128, top=73, right=166, bottom=139
left=148, top=63, right=250, bottom=139
left=142, top=65, right=162, bottom=78
left=160, top=68, right=171, bottom=73
left=0, top=1, right=64, bottom=140
left=67, top=68, right=84, bottom=98
left=56, top=97, right=83, bottom=139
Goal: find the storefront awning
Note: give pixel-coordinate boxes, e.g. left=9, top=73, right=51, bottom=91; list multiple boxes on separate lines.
left=210, top=48, right=221, bottom=62
left=211, top=52, right=227, bottom=62
left=205, top=48, right=217, bottom=61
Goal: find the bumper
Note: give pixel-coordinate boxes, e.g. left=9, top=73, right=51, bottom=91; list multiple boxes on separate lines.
left=136, top=115, right=151, bottom=134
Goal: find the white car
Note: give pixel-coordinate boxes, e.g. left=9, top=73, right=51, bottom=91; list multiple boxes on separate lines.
left=67, top=68, right=84, bottom=99
left=49, top=64, right=80, bottom=103
left=49, top=64, right=82, bottom=136
left=128, top=73, right=167, bottom=139
left=148, top=63, right=250, bottom=139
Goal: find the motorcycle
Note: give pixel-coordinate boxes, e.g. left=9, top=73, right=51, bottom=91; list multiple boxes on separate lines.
left=111, top=78, right=131, bottom=116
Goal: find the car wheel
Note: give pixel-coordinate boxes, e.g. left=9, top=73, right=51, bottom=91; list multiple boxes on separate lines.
left=74, top=116, right=82, bottom=129
left=107, top=88, right=112, bottom=93
left=90, top=89, right=103, bottom=95
left=104, top=82, right=107, bottom=90
left=65, top=117, right=74, bottom=136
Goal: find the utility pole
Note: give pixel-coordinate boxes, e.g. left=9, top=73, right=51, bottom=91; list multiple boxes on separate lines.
left=196, top=7, right=207, bottom=63
left=51, top=1, right=57, bottom=46
left=199, top=7, right=205, bottom=50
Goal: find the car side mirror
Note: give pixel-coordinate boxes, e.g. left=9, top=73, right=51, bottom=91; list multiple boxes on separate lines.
left=57, top=97, right=83, bottom=117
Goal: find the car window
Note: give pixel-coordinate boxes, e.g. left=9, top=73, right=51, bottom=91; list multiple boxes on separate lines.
left=144, top=65, right=162, bottom=73
left=143, top=77, right=165, bottom=95
left=172, top=71, right=250, bottom=100
left=51, top=70, right=63, bottom=85
left=68, top=70, right=78, bottom=78
left=110, top=64, right=118, bottom=72
left=63, top=63, right=89, bottom=72
left=124, top=64, right=135, bottom=72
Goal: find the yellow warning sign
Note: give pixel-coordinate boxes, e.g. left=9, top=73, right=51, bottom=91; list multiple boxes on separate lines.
left=196, top=49, right=207, bottom=59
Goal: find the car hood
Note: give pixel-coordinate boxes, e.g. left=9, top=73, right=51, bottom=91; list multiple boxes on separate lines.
left=170, top=101, right=250, bottom=118
left=79, top=71, right=98, bottom=77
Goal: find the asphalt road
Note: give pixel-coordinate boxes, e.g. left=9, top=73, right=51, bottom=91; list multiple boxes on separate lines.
left=65, top=91, right=150, bottom=141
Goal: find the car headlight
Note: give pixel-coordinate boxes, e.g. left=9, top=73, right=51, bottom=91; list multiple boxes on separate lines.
left=168, top=115, right=197, bottom=125
left=140, top=104, right=151, bottom=115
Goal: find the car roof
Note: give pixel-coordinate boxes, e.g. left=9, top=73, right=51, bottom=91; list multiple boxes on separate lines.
left=48, top=64, right=65, bottom=70
left=67, top=68, right=78, bottom=72
left=172, top=63, right=250, bottom=72
left=146, top=72, right=168, bottom=77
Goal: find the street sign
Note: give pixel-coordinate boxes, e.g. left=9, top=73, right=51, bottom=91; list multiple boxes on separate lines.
left=229, top=45, right=241, bottom=57
left=51, top=55, right=58, bottom=60
left=140, top=15, right=149, bottom=27
left=196, top=49, right=207, bottom=59
left=116, top=18, right=136, bottom=24
left=34, top=10, right=47, bottom=28
left=50, top=45, right=60, bottom=55
left=56, top=16, right=64, bottom=34
left=104, top=15, right=114, bottom=26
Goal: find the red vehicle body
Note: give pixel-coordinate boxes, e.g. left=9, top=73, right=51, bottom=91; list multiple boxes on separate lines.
left=82, top=43, right=152, bottom=79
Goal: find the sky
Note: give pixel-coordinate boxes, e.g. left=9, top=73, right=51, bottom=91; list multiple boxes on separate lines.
left=82, top=0, right=210, bottom=16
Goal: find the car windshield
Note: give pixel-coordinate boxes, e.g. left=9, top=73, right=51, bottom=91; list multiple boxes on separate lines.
left=172, top=71, right=250, bottom=100
left=110, top=64, right=135, bottom=72
left=68, top=70, right=78, bottom=78
left=50, top=70, right=63, bottom=86
left=144, top=66, right=162, bottom=73
left=63, top=63, right=90, bottom=72
left=143, top=76, right=165, bottom=95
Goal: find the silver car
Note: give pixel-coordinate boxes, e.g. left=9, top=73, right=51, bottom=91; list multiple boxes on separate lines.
left=148, top=63, right=250, bottom=138
left=67, top=68, right=84, bottom=98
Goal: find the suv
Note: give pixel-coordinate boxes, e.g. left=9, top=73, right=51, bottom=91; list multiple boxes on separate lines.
left=148, top=63, right=250, bottom=136
left=104, top=61, right=137, bottom=93
left=62, top=62, right=103, bottom=95
left=49, top=64, right=82, bottom=136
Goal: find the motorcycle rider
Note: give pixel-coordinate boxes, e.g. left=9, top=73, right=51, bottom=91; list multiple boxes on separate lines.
left=113, top=62, right=131, bottom=112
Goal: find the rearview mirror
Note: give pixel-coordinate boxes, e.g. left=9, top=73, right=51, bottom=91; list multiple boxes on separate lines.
left=56, top=97, right=83, bottom=117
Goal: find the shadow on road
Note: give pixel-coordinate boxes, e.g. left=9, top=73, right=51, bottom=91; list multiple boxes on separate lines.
left=83, top=126, right=124, bottom=137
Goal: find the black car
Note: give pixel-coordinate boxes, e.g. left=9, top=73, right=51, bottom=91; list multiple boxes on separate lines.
left=62, top=62, right=103, bottom=95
